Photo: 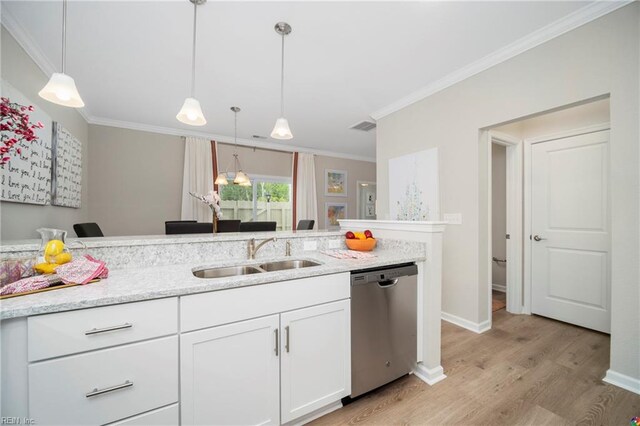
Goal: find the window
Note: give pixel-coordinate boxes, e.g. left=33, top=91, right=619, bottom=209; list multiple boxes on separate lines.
left=219, top=175, right=293, bottom=231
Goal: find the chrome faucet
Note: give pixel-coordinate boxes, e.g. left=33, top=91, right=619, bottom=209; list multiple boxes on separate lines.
left=248, top=237, right=277, bottom=260
left=285, top=240, right=292, bottom=257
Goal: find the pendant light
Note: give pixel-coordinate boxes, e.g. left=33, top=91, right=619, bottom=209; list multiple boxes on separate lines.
left=270, top=22, right=293, bottom=140
left=38, top=0, right=84, bottom=108
left=176, top=0, right=206, bottom=126
left=215, top=107, right=251, bottom=186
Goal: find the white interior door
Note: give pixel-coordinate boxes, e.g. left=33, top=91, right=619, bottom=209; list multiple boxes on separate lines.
left=531, top=130, right=610, bottom=333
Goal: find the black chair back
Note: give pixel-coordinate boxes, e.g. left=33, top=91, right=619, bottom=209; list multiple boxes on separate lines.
left=73, top=223, right=104, bottom=238
left=165, top=222, right=213, bottom=234
left=296, top=220, right=315, bottom=230
left=216, top=220, right=241, bottom=233
left=239, top=221, right=277, bottom=232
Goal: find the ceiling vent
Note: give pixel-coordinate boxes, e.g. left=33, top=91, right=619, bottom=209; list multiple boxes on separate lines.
left=349, top=120, right=377, bottom=132
left=252, top=135, right=268, bottom=140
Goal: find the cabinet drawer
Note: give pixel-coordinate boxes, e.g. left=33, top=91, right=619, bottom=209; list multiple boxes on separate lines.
left=108, top=404, right=179, bottom=425
left=29, top=336, right=178, bottom=426
left=181, top=272, right=350, bottom=332
left=28, top=298, right=177, bottom=361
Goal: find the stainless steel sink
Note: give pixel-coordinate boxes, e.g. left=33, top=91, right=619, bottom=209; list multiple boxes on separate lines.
left=193, top=265, right=263, bottom=279
left=258, top=259, right=322, bottom=272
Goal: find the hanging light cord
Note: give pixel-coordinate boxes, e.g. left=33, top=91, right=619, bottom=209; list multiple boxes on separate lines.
left=280, top=31, right=285, bottom=117
left=61, top=0, right=67, bottom=73
left=190, top=1, right=198, bottom=97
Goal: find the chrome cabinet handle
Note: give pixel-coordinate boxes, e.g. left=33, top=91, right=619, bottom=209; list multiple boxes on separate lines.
left=85, top=323, right=133, bottom=335
left=86, top=380, right=133, bottom=398
left=533, top=235, right=546, bottom=241
left=285, top=326, right=290, bottom=353
left=274, top=329, right=279, bottom=356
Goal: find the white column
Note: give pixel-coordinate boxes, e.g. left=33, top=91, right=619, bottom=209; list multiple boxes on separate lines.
left=340, top=219, right=447, bottom=385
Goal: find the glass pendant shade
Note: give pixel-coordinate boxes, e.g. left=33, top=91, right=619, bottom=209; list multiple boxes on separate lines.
left=176, top=97, right=207, bottom=126
left=270, top=117, right=293, bottom=140
left=214, top=173, right=228, bottom=185
left=234, top=170, right=250, bottom=185
left=39, top=72, right=85, bottom=108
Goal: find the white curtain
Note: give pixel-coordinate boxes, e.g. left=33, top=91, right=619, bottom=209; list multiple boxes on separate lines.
left=295, top=153, right=318, bottom=229
left=181, top=137, right=214, bottom=222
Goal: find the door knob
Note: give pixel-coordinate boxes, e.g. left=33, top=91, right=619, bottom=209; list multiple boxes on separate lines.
left=533, top=235, right=546, bottom=241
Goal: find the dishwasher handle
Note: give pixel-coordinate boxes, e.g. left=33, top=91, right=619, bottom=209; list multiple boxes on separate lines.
left=377, top=278, right=399, bottom=288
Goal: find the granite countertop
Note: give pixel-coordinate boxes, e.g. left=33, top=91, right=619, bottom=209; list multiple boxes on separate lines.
left=0, top=248, right=424, bottom=320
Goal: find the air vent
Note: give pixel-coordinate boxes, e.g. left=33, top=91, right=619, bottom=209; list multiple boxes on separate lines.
left=252, top=135, right=267, bottom=140
left=349, top=120, right=376, bottom=132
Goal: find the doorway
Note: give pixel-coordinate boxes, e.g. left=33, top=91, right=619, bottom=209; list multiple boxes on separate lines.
left=356, top=181, right=377, bottom=220
left=491, top=143, right=508, bottom=313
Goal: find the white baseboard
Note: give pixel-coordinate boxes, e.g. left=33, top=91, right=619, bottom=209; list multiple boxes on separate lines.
left=413, top=363, right=447, bottom=385
left=492, top=283, right=506, bottom=293
left=603, top=369, right=640, bottom=395
left=442, top=311, right=491, bottom=334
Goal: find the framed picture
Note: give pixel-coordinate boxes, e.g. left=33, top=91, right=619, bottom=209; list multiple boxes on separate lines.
left=325, top=202, right=347, bottom=230
left=324, top=169, right=347, bottom=197
left=366, top=204, right=375, bottom=217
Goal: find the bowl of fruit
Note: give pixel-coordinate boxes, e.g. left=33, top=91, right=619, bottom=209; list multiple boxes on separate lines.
left=345, top=230, right=376, bottom=251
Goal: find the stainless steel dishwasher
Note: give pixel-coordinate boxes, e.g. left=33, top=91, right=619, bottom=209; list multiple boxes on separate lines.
left=350, top=263, right=418, bottom=398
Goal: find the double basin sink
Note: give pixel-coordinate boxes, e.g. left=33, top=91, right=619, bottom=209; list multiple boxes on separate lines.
left=193, top=259, right=322, bottom=279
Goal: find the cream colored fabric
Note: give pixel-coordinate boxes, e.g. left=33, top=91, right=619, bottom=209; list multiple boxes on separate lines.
left=295, top=153, right=318, bottom=229
left=181, top=137, right=214, bottom=222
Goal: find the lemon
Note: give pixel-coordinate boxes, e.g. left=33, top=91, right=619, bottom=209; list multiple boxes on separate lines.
left=34, top=262, right=59, bottom=274
left=44, top=240, right=65, bottom=263
left=54, top=252, right=72, bottom=265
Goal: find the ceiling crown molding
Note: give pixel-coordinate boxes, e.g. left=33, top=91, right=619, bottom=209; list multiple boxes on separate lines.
left=89, top=116, right=376, bottom=163
left=369, top=0, right=633, bottom=121
left=1, top=10, right=94, bottom=123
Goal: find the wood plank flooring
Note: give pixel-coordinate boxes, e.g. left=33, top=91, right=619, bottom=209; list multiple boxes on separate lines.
left=311, top=310, right=640, bottom=425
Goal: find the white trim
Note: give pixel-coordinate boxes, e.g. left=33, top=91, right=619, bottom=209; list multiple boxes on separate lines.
left=339, top=219, right=447, bottom=233
left=603, top=370, right=640, bottom=395
left=413, top=364, right=446, bottom=386
left=526, top=122, right=611, bottom=145
left=492, top=284, right=506, bottom=293
left=488, top=131, right=524, bottom=316
left=370, top=2, right=632, bottom=120
left=441, top=312, right=491, bottom=334
left=89, top=116, right=376, bottom=163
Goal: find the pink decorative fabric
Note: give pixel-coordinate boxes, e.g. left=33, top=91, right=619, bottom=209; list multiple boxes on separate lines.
left=0, top=258, right=36, bottom=287
left=0, top=274, right=60, bottom=296
left=56, top=255, right=109, bottom=285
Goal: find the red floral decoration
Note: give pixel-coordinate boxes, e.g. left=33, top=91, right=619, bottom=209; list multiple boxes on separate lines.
left=0, top=97, right=44, bottom=166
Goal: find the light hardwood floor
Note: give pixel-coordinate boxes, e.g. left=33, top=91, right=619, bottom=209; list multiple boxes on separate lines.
left=312, top=310, right=640, bottom=425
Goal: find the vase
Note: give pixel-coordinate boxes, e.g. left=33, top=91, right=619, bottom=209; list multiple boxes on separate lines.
left=213, top=214, right=218, bottom=234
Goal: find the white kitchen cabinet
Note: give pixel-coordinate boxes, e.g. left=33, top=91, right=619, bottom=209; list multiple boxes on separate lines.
left=280, top=300, right=351, bottom=423
left=181, top=315, right=281, bottom=426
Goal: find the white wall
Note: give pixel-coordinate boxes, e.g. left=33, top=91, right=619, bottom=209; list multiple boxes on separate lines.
left=0, top=27, right=90, bottom=241
left=376, top=5, right=639, bottom=381
left=491, top=144, right=506, bottom=287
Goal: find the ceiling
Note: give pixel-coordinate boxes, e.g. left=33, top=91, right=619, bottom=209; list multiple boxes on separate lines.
left=2, top=1, right=594, bottom=161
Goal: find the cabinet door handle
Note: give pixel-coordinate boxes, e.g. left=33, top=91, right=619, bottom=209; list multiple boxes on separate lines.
left=285, top=326, right=290, bottom=353
left=85, top=323, right=133, bottom=335
left=274, top=329, right=279, bottom=356
left=86, top=380, right=133, bottom=398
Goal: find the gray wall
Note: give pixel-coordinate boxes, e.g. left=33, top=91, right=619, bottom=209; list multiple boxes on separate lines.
left=314, top=155, right=376, bottom=229
left=1, top=27, right=90, bottom=241
left=376, top=5, right=639, bottom=380
left=87, top=125, right=184, bottom=236
left=217, top=144, right=292, bottom=178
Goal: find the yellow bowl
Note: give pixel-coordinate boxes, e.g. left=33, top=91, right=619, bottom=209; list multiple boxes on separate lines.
left=345, top=238, right=377, bottom=251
